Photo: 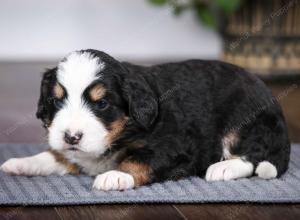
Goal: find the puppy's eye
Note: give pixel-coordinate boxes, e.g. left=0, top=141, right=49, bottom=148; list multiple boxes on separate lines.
left=96, top=99, right=109, bottom=109
left=54, top=99, right=64, bottom=109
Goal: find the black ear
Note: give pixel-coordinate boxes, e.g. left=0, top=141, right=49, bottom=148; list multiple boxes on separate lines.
left=122, top=73, right=158, bottom=130
left=36, top=68, right=57, bottom=127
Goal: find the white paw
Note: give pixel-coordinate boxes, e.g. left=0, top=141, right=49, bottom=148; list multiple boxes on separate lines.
left=205, top=159, right=253, bottom=181
left=255, top=161, right=277, bottom=179
left=93, top=170, right=135, bottom=191
left=0, top=158, right=31, bottom=175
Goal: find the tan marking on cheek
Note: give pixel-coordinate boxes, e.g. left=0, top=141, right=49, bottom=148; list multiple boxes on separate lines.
left=89, top=84, right=106, bottom=101
left=49, top=149, right=80, bottom=174
left=222, top=131, right=240, bottom=160
left=53, top=83, right=64, bottom=99
left=106, top=116, right=128, bottom=145
left=119, top=161, right=152, bottom=186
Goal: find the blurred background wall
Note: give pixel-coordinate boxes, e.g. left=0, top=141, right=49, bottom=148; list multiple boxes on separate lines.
left=0, top=0, right=299, bottom=144
left=0, top=0, right=221, bottom=63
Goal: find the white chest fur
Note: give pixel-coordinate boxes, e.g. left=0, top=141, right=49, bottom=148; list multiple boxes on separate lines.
left=63, top=150, right=123, bottom=176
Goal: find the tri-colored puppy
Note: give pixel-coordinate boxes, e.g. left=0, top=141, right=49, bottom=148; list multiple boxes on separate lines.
left=1, top=49, right=290, bottom=191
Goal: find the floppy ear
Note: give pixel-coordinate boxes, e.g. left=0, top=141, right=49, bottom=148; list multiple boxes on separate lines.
left=122, top=73, right=158, bottom=130
left=36, top=68, right=57, bottom=127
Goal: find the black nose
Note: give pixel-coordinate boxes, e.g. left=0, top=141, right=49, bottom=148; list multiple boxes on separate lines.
left=64, top=131, right=83, bottom=145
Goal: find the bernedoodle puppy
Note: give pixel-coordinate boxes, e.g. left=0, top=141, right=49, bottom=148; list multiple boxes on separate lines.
left=1, top=49, right=290, bottom=191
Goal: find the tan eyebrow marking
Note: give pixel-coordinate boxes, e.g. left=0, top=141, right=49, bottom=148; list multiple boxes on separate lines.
left=89, top=84, right=106, bottom=101
left=53, top=82, right=64, bottom=99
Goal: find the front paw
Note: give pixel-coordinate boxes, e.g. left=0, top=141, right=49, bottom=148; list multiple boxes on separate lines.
left=93, top=170, right=135, bottom=191
left=0, top=158, right=30, bottom=175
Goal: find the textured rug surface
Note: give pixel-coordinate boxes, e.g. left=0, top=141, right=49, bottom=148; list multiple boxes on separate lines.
left=0, top=143, right=299, bottom=205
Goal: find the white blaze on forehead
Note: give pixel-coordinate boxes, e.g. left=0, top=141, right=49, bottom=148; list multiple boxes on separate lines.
left=48, top=51, right=108, bottom=155
left=57, top=51, right=105, bottom=99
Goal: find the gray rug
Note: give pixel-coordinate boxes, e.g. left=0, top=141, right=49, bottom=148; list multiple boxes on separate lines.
left=0, top=143, right=299, bottom=205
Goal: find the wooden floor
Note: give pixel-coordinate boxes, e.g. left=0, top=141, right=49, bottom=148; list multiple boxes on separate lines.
left=0, top=62, right=299, bottom=220
left=1, top=204, right=300, bottom=220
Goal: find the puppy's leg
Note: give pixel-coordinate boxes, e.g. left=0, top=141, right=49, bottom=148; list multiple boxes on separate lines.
left=0, top=151, right=76, bottom=176
left=93, top=138, right=190, bottom=191
left=205, top=158, right=254, bottom=181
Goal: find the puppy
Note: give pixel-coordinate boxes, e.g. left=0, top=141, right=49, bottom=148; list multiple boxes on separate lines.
left=1, top=49, right=290, bottom=191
